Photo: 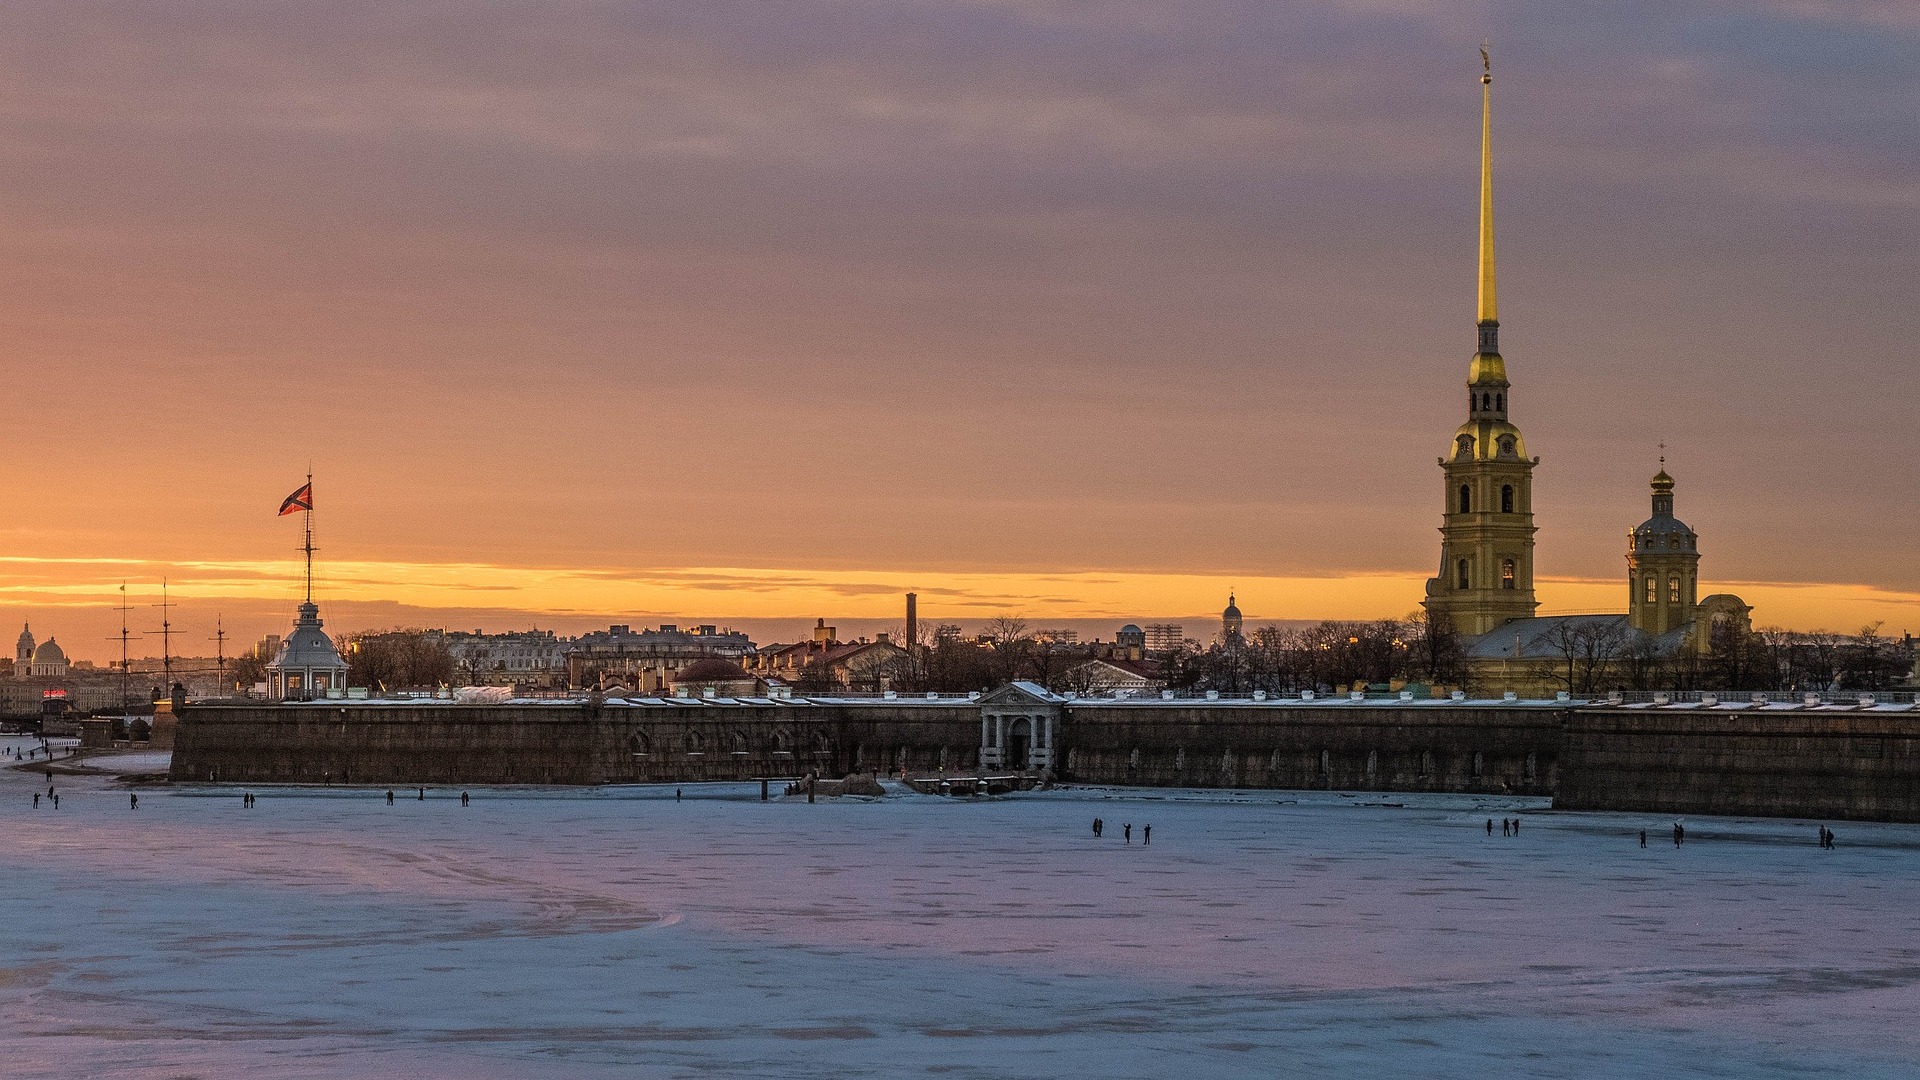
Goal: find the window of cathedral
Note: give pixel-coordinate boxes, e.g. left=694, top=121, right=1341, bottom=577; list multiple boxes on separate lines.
left=1500, top=485, right=1514, bottom=513
left=1459, top=484, right=1472, bottom=513
left=1669, top=575, right=1681, bottom=603
left=1457, top=559, right=1470, bottom=590
left=1498, top=435, right=1515, bottom=457
left=1501, top=559, right=1515, bottom=589
left=1645, top=576, right=1657, bottom=603
left=1496, top=393, right=1504, bottom=411
left=1457, top=434, right=1475, bottom=457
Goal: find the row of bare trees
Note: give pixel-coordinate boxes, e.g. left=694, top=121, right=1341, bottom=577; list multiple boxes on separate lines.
left=337, top=630, right=455, bottom=692
left=1536, top=619, right=1912, bottom=695
left=863, top=614, right=1468, bottom=697
left=1165, top=614, right=1464, bottom=695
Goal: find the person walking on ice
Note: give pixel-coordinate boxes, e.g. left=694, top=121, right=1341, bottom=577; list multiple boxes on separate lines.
left=1143, top=824, right=1151, bottom=846
left=1123, top=823, right=1132, bottom=844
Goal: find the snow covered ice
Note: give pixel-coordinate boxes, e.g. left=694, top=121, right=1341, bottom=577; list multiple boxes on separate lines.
left=2, top=738, right=1916, bottom=1078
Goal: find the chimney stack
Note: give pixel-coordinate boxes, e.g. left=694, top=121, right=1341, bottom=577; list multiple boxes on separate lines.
left=905, top=593, right=918, bottom=651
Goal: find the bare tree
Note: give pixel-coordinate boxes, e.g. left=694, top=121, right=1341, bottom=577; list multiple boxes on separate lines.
left=1544, top=620, right=1630, bottom=695
left=984, top=616, right=1033, bottom=686
left=339, top=629, right=454, bottom=691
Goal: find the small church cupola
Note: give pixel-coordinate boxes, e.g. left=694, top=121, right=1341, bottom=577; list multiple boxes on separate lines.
left=1221, top=593, right=1244, bottom=645
left=1627, top=462, right=1701, bottom=637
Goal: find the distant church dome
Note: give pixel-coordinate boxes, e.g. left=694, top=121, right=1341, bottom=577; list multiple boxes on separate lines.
left=1633, top=469, right=1695, bottom=550
left=675, top=658, right=751, bottom=684
left=32, top=639, right=66, bottom=666
left=670, top=658, right=757, bottom=695
left=1221, top=593, right=1244, bottom=644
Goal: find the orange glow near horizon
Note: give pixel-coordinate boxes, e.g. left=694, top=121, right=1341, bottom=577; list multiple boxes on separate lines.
left=1, top=555, right=1914, bottom=664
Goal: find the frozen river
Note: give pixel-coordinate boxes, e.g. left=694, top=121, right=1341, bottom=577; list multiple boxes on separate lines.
left=1, top=739, right=1916, bottom=1078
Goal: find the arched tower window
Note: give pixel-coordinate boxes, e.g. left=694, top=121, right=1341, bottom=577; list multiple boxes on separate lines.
left=1457, top=559, right=1470, bottom=590
left=1668, top=575, right=1681, bottom=603
left=1459, top=484, right=1472, bottom=514
left=1500, top=485, right=1514, bottom=513
left=1501, top=559, right=1515, bottom=589
left=1645, top=575, right=1657, bottom=603
left=1496, top=392, right=1504, bottom=411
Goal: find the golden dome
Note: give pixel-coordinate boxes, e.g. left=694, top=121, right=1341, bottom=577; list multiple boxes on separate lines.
left=1449, top=419, right=1528, bottom=462
left=1468, top=350, right=1508, bottom=386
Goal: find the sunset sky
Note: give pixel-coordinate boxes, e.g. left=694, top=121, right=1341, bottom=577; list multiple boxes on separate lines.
left=0, top=1, right=1913, bottom=660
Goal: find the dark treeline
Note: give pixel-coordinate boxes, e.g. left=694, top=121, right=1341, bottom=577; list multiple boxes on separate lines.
left=873, top=615, right=1465, bottom=697
left=1169, top=616, right=1463, bottom=695
left=1526, top=619, right=1913, bottom=695
left=337, top=629, right=455, bottom=692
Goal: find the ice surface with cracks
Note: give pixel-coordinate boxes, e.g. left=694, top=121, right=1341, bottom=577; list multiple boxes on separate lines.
left=0, top=736, right=1915, bottom=1078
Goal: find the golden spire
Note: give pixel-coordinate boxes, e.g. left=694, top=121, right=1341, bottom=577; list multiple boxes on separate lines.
left=1477, top=42, right=1497, bottom=327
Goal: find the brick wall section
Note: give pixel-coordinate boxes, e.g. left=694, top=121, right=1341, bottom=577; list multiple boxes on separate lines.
left=1557, top=709, right=1920, bottom=822
left=171, top=700, right=1920, bottom=823
left=170, top=701, right=982, bottom=786
left=1057, top=704, right=1561, bottom=795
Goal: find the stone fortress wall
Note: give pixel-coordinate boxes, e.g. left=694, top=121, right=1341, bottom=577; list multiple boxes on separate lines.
left=171, top=694, right=1920, bottom=822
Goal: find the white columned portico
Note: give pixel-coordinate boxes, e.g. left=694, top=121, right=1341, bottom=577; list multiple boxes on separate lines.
left=976, top=682, right=1064, bottom=773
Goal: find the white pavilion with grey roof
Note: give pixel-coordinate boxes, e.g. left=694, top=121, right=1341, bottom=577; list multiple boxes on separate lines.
left=266, top=601, right=348, bottom=700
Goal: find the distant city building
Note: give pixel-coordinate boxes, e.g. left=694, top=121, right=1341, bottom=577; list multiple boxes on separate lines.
left=566, top=624, right=753, bottom=692
left=1068, top=656, right=1162, bottom=695
left=1036, top=629, right=1079, bottom=645
left=667, top=658, right=760, bottom=697
left=1115, top=624, right=1146, bottom=658
left=1142, top=624, right=1184, bottom=654
left=746, top=619, right=907, bottom=691
left=432, top=628, right=569, bottom=687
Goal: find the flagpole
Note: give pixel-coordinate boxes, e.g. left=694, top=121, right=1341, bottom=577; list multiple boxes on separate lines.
left=304, top=471, right=314, bottom=606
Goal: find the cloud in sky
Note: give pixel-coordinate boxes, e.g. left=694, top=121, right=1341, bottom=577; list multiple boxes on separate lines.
left=0, top=1, right=1912, bottom=655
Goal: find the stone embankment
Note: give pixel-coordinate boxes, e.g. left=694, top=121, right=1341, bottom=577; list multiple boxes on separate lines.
left=170, top=693, right=1920, bottom=822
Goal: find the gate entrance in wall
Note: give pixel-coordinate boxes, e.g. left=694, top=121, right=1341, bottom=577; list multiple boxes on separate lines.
left=977, top=681, right=1062, bottom=772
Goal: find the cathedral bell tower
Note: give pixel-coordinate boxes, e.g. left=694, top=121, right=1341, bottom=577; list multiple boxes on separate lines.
left=1424, top=49, right=1539, bottom=638
left=1626, top=468, right=1699, bottom=637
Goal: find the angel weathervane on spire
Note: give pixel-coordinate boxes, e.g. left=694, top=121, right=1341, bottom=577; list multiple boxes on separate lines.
left=1480, top=40, right=1491, bottom=83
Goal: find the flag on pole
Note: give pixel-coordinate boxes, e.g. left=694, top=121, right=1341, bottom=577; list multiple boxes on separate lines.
left=278, top=482, right=313, bottom=516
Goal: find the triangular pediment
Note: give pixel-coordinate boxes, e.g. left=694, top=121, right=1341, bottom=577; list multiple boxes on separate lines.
left=978, top=681, right=1063, bottom=706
